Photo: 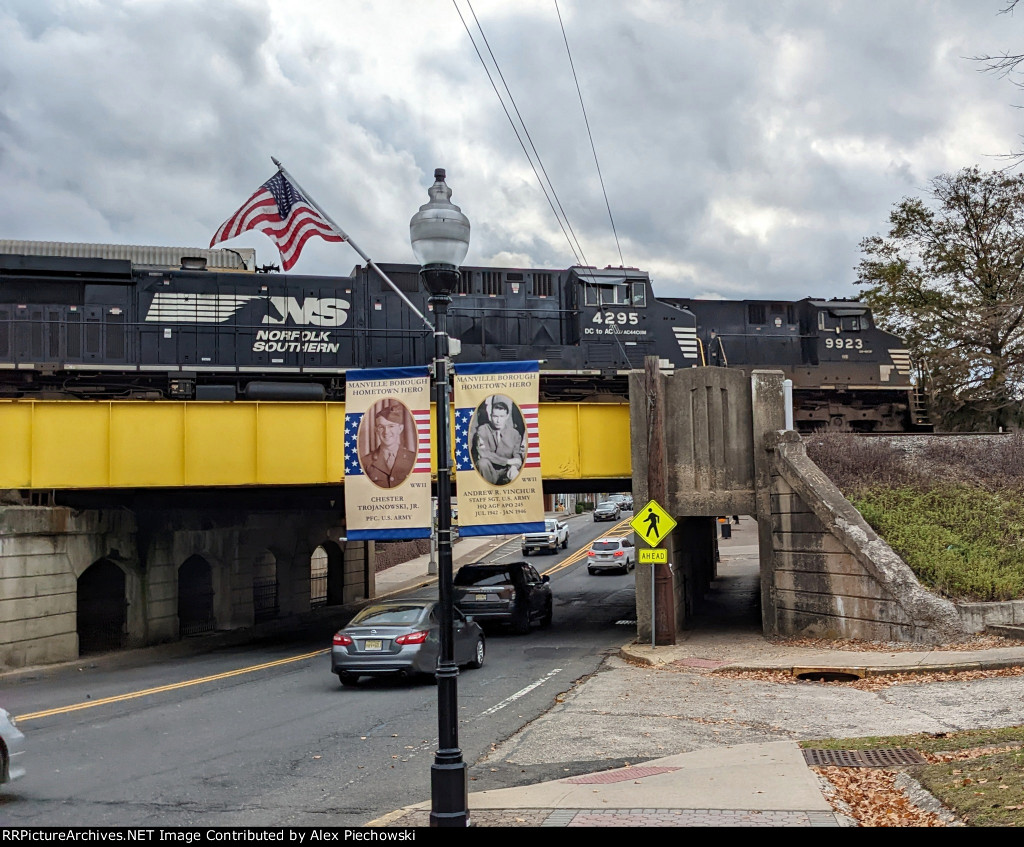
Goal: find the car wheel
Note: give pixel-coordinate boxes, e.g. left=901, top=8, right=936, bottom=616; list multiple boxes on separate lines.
left=587, top=567, right=596, bottom=575
left=562, top=537, right=568, bottom=549
left=540, top=601, right=553, bottom=628
left=467, top=637, right=485, bottom=669
left=338, top=673, right=359, bottom=687
left=522, top=549, right=529, bottom=556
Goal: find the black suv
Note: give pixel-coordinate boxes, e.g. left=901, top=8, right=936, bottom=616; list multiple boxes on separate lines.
left=453, top=562, right=553, bottom=634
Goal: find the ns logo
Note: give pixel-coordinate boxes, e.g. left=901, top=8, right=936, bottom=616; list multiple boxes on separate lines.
left=262, top=297, right=350, bottom=327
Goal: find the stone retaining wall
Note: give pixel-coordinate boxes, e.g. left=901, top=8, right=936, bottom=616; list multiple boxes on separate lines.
left=767, top=431, right=968, bottom=644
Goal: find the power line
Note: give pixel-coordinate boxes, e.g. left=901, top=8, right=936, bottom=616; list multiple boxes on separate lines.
left=454, top=0, right=592, bottom=270
left=554, top=0, right=624, bottom=267
left=454, top=0, right=638, bottom=368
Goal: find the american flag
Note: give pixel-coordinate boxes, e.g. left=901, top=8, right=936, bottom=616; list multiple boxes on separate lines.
left=455, top=404, right=540, bottom=472
left=411, top=410, right=432, bottom=473
left=210, top=171, right=344, bottom=270
left=344, top=409, right=432, bottom=477
left=344, top=412, right=365, bottom=477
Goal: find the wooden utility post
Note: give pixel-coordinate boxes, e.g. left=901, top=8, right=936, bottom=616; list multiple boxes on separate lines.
left=645, top=356, right=676, bottom=645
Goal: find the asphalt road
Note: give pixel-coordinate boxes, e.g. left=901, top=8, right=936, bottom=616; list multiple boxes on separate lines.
left=0, top=516, right=640, bottom=827
left=7, top=515, right=1022, bottom=827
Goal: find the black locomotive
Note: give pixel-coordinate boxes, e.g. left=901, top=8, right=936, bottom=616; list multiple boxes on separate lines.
left=0, top=244, right=927, bottom=431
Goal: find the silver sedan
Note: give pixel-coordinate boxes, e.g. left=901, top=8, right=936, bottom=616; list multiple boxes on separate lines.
left=331, top=600, right=485, bottom=686
left=0, top=706, right=25, bottom=786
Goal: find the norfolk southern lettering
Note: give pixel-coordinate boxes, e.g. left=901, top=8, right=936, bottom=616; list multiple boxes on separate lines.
left=0, top=247, right=926, bottom=432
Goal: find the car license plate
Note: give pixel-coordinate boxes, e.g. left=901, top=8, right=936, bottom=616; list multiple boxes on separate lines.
left=364, top=639, right=383, bottom=651
left=475, top=593, right=488, bottom=602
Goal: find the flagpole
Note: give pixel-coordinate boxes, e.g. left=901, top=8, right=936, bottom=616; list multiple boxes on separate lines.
left=270, top=157, right=434, bottom=331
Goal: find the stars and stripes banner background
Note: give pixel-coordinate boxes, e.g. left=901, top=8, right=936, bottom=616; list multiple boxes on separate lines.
left=453, top=361, right=545, bottom=537
left=210, top=170, right=344, bottom=270
left=343, top=366, right=431, bottom=540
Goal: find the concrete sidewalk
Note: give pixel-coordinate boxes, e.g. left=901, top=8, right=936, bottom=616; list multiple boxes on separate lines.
left=367, top=514, right=1024, bottom=828
left=370, top=742, right=843, bottom=828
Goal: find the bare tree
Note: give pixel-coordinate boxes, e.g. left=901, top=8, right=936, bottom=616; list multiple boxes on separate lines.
left=974, top=1, right=1024, bottom=165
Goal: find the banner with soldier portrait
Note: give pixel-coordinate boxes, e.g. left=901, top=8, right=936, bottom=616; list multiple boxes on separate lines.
left=453, top=361, right=545, bottom=536
left=344, top=366, right=432, bottom=540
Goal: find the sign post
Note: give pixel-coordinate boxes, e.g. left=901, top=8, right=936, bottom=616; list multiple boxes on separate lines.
left=630, top=500, right=677, bottom=648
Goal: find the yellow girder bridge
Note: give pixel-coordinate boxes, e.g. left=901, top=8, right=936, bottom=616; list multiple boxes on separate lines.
left=0, top=400, right=631, bottom=489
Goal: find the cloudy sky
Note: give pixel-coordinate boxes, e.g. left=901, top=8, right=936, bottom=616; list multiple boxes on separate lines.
left=2, top=0, right=1023, bottom=301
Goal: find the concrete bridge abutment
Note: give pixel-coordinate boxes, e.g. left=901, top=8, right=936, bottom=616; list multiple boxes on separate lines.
left=0, top=499, right=368, bottom=671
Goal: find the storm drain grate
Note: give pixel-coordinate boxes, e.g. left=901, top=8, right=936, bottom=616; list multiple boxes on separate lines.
left=803, top=748, right=928, bottom=767
left=563, top=766, right=681, bottom=784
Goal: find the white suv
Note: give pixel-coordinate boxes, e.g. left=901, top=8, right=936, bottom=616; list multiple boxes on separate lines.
left=586, top=536, right=636, bottom=574
left=522, top=519, right=569, bottom=556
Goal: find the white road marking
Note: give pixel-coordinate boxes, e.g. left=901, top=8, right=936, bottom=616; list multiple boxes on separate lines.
left=478, top=668, right=563, bottom=716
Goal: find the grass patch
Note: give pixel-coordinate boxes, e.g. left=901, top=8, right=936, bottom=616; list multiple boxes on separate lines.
left=850, top=486, right=1024, bottom=601
left=910, top=748, right=1024, bottom=827
left=801, top=726, right=1024, bottom=826
left=800, top=725, right=1024, bottom=753
left=805, top=432, right=1024, bottom=601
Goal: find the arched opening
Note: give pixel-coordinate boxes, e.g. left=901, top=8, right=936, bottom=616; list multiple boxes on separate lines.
left=321, top=540, right=347, bottom=606
left=178, top=555, right=215, bottom=637
left=252, top=550, right=279, bottom=623
left=77, top=559, right=127, bottom=655
left=310, top=545, right=328, bottom=608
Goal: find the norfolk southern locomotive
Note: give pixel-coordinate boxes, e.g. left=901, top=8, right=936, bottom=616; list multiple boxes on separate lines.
left=0, top=242, right=926, bottom=432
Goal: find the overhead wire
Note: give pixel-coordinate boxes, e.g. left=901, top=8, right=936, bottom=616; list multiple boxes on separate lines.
left=554, top=0, right=624, bottom=268
left=453, top=0, right=591, bottom=271
left=454, top=0, right=647, bottom=378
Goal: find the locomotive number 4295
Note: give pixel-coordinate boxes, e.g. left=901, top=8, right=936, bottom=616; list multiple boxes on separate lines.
left=591, top=312, right=639, bottom=325
left=824, top=336, right=863, bottom=350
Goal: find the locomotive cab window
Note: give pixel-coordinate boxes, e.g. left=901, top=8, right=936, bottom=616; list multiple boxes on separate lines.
left=818, top=311, right=870, bottom=331
left=583, top=281, right=636, bottom=307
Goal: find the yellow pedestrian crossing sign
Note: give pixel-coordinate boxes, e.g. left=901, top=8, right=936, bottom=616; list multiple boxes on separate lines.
left=630, top=500, right=677, bottom=547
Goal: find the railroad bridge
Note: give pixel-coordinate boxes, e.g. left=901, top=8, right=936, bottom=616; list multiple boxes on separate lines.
left=0, top=367, right=975, bottom=671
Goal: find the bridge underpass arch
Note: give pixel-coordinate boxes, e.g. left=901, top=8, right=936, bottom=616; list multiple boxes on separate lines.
left=177, top=554, right=216, bottom=637
left=252, top=550, right=279, bottom=623
left=77, top=558, right=127, bottom=655
left=313, top=540, right=347, bottom=606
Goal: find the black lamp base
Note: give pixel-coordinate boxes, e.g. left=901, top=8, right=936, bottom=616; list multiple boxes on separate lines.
left=429, top=760, right=469, bottom=827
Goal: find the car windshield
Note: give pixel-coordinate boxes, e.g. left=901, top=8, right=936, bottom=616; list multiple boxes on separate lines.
left=349, top=604, right=426, bottom=626
left=454, top=567, right=512, bottom=587
left=597, top=503, right=615, bottom=510
left=591, top=540, right=620, bottom=551
left=544, top=520, right=557, bottom=531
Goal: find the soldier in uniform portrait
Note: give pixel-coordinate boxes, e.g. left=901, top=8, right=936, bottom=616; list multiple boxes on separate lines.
left=471, top=395, right=526, bottom=486
left=359, top=401, right=417, bottom=489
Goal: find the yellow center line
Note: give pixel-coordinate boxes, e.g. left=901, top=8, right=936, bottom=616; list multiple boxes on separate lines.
left=16, top=648, right=329, bottom=722
left=542, top=517, right=633, bottom=576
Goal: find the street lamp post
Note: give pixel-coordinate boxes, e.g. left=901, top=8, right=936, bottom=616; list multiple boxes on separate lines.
left=410, top=168, right=471, bottom=827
